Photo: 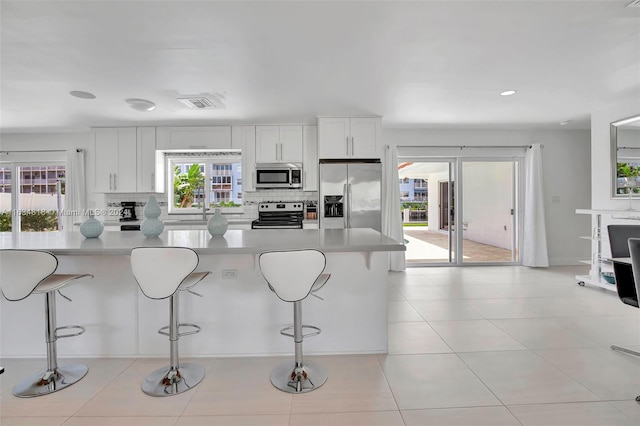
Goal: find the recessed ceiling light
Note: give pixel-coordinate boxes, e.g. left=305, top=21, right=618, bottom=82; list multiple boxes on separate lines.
left=500, top=90, right=517, bottom=96
left=70, top=90, right=96, bottom=99
left=560, top=120, right=571, bottom=126
left=126, top=98, right=156, bottom=112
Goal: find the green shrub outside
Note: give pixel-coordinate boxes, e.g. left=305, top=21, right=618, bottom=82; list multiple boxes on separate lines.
left=0, top=210, right=59, bottom=232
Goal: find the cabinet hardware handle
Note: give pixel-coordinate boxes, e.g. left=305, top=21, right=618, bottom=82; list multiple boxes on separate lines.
left=151, top=172, right=155, bottom=191
left=109, top=173, right=113, bottom=190
left=346, top=136, right=349, bottom=156
left=351, top=137, right=355, bottom=156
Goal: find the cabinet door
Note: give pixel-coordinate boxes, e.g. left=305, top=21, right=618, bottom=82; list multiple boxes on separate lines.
left=137, top=127, right=157, bottom=192
left=255, top=126, right=280, bottom=163
left=350, top=117, right=381, bottom=159
left=94, top=129, right=120, bottom=192
left=280, top=126, right=303, bottom=163
left=115, top=129, right=137, bottom=192
left=232, top=125, right=256, bottom=192
left=303, top=125, right=318, bottom=191
left=317, top=117, right=350, bottom=159
left=156, top=126, right=231, bottom=150
left=94, top=128, right=136, bottom=192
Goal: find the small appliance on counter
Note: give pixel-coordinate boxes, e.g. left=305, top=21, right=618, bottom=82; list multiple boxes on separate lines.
left=305, top=201, right=317, bottom=220
left=120, top=202, right=137, bottom=222
left=251, top=202, right=304, bottom=229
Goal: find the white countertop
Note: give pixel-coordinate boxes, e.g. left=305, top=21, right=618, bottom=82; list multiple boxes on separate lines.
left=0, top=228, right=405, bottom=255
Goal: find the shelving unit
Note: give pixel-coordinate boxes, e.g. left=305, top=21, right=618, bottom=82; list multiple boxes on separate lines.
left=575, top=209, right=640, bottom=292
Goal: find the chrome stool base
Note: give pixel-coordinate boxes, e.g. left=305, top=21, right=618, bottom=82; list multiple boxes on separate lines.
left=13, top=363, right=88, bottom=398
left=142, top=362, right=205, bottom=397
left=270, top=359, right=327, bottom=393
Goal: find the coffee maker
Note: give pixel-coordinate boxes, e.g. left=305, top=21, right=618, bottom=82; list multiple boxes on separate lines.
left=120, top=202, right=137, bottom=222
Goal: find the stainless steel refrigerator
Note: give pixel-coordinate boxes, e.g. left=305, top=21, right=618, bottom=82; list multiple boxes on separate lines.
left=319, top=160, right=382, bottom=232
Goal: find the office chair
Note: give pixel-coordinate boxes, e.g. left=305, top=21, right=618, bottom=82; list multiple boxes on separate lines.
left=609, top=231, right=640, bottom=404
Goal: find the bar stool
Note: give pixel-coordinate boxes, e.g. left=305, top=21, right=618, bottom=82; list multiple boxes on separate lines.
left=0, top=249, right=93, bottom=397
left=259, top=249, right=331, bottom=393
left=130, top=246, right=210, bottom=397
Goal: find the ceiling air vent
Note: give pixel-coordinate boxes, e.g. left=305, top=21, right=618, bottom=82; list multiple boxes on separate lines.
left=177, top=93, right=225, bottom=110
left=627, top=0, right=640, bottom=7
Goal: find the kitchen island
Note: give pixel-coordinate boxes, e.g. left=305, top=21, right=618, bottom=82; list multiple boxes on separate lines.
left=0, top=229, right=404, bottom=358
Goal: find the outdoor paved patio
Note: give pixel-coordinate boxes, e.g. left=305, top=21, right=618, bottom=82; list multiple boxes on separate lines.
left=403, top=227, right=514, bottom=264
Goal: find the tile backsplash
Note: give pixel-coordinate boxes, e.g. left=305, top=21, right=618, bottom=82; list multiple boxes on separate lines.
left=104, top=190, right=318, bottom=222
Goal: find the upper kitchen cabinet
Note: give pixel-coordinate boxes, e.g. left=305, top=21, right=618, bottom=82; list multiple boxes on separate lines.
left=317, top=117, right=382, bottom=159
left=255, top=125, right=303, bottom=163
left=303, top=125, right=318, bottom=191
left=93, top=128, right=137, bottom=193
left=94, top=127, right=158, bottom=193
left=136, top=127, right=157, bottom=192
left=156, top=126, right=231, bottom=150
left=232, top=125, right=256, bottom=192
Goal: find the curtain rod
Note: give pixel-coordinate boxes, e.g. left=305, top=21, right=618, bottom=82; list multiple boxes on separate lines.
left=394, top=144, right=537, bottom=149
left=0, top=148, right=83, bottom=153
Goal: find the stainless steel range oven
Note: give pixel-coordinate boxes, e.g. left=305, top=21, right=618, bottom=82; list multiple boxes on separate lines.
left=251, top=202, right=304, bottom=229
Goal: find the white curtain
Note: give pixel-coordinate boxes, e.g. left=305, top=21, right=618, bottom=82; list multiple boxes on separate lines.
left=382, top=145, right=406, bottom=271
left=522, top=144, right=549, bottom=267
left=64, top=149, right=86, bottom=231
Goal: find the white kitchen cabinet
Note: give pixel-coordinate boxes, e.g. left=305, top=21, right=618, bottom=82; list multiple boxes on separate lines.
left=303, top=125, right=318, bottom=191
left=232, top=125, right=256, bottom=192
left=156, top=126, right=231, bottom=150
left=255, top=125, right=303, bottom=163
left=317, top=117, right=381, bottom=159
left=94, top=128, right=137, bottom=193
left=136, top=127, right=157, bottom=192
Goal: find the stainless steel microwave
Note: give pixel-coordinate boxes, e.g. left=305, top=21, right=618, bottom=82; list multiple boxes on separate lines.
left=255, top=163, right=303, bottom=189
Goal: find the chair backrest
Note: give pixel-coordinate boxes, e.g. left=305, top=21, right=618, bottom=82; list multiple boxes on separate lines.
left=625, top=238, right=640, bottom=306
left=0, top=249, right=58, bottom=301
left=607, top=225, right=640, bottom=258
left=259, top=249, right=326, bottom=302
left=131, top=247, right=199, bottom=299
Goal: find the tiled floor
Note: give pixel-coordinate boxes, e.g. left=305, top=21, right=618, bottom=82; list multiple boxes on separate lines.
left=2, top=265, right=639, bottom=425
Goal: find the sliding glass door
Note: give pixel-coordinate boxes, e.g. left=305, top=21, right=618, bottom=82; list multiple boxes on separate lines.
left=0, top=162, right=66, bottom=232
left=398, top=156, right=522, bottom=266
left=399, top=159, right=456, bottom=265
left=460, top=160, right=520, bottom=264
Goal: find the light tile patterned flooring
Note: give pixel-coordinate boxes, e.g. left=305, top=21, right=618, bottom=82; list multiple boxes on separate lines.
left=1, top=266, right=640, bottom=425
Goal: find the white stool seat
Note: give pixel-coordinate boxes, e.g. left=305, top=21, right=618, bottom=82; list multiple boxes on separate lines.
left=0, top=249, right=93, bottom=398
left=33, top=274, right=94, bottom=294
left=179, top=271, right=210, bottom=291
left=259, top=249, right=330, bottom=393
left=130, top=246, right=210, bottom=397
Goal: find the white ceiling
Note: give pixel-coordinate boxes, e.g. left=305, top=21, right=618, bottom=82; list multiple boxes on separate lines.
left=1, top=0, right=639, bottom=133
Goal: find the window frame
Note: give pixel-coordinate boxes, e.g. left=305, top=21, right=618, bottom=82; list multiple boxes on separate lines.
left=165, top=151, right=242, bottom=215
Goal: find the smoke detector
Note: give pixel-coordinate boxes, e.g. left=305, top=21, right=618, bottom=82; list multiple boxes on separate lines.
left=177, top=93, right=225, bottom=110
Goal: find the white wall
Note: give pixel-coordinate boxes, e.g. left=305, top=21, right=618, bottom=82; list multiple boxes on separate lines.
left=384, top=128, right=592, bottom=265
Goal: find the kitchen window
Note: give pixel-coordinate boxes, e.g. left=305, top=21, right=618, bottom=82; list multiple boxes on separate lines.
left=166, top=150, right=242, bottom=214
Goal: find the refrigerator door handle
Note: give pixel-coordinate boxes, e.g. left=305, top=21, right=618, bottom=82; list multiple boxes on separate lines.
left=343, top=183, right=348, bottom=228
left=348, top=183, right=353, bottom=228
